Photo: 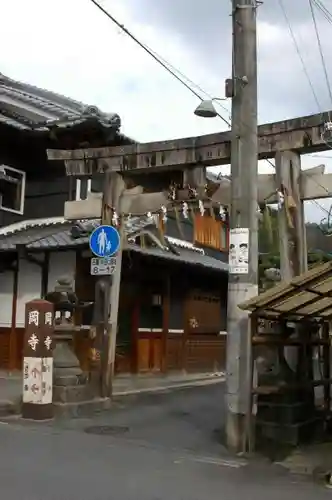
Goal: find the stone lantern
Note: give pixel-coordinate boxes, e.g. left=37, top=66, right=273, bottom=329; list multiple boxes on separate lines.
left=45, top=277, right=92, bottom=384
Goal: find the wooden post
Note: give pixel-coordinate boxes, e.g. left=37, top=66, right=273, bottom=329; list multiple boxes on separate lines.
left=161, top=275, right=170, bottom=373
left=182, top=292, right=189, bottom=372
left=22, top=299, right=54, bottom=420
left=275, top=150, right=307, bottom=279
left=275, top=151, right=307, bottom=370
left=9, top=263, right=18, bottom=371
left=104, top=225, right=124, bottom=394
left=99, top=172, right=125, bottom=398
left=322, top=321, right=330, bottom=412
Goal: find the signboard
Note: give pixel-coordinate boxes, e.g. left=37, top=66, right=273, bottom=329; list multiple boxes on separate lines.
left=23, top=357, right=43, bottom=404
left=90, top=257, right=117, bottom=276
left=229, top=228, right=249, bottom=274
left=23, top=357, right=53, bottom=405
left=22, top=300, right=54, bottom=420
left=89, top=225, right=120, bottom=258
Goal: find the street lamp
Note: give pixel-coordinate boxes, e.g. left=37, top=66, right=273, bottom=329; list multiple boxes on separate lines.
left=194, top=97, right=228, bottom=119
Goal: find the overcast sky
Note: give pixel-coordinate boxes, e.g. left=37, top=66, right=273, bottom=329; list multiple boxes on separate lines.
left=1, top=0, right=332, bottom=222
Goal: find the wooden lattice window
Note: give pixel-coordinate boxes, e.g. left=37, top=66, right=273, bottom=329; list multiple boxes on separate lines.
left=194, top=215, right=228, bottom=250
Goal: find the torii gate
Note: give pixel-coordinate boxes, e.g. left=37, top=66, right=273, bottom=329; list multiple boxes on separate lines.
left=47, top=108, right=332, bottom=213
left=46, top=108, right=332, bottom=398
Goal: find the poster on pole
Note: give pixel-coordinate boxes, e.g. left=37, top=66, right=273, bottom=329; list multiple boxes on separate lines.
left=229, top=228, right=249, bottom=274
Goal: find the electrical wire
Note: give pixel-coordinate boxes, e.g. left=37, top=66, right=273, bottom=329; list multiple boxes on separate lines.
left=312, top=0, right=332, bottom=25
left=89, top=0, right=276, bottom=170
left=278, top=0, right=321, bottom=112
left=91, top=0, right=327, bottom=216
left=309, top=0, right=332, bottom=112
left=89, top=0, right=232, bottom=127
left=276, top=0, right=332, bottom=219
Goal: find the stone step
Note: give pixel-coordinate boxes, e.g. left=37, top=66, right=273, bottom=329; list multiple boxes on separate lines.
left=53, top=384, right=94, bottom=404
left=53, top=397, right=111, bottom=418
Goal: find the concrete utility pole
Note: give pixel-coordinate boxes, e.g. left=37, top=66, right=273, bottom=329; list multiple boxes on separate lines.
left=225, top=0, right=259, bottom=452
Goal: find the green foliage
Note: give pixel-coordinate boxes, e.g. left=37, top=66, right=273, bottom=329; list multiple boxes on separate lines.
left=258, top=208, right=332, bottom=288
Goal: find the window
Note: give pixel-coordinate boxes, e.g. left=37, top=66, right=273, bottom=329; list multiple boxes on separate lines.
left=194, top=215, right=229, bottom=251
left=0, top=165, right=25, bottom=215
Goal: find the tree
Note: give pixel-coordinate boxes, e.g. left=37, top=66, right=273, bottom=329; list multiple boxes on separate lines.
left=258, top=206, right=332, bottom=289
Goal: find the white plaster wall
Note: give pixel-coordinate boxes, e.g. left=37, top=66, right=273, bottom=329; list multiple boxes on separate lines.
left=16, top=259, right=42, bottom=327
left=0, top=271, right=14, bottom=327
left=47, top=251, right=76, bottom=292
left=0, top=251, right=77, bottom=329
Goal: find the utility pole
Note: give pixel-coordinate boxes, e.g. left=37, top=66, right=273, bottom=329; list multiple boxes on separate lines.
left=225, top=0, right=259, bottom=452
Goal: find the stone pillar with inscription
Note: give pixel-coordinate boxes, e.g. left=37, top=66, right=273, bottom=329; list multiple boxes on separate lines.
left=22, top=300, right=54, bottom=420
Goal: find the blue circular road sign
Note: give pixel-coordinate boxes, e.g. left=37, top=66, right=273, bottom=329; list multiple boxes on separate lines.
left=89, top=225, right=120, bottom=258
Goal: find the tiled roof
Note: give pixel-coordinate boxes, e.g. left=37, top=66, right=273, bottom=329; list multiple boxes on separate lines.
left=24, top=217, right=155, bottom=250
left=0, top=216, right=67, bottom=236
left=0, top=216, right=156, bottom=251
left=0, top=219, right=73, bottom=251
left=0, top=216, right=228, bottom=272
left=0, top=73, right=122, bottom=133
left=128, top=245, right=228, bottom=273
left=165, top=236, right=205, bottom=254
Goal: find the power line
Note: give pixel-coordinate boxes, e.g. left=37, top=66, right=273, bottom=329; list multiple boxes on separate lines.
left=275, top=0, right=332, bottom=219
left=278, top=0, right=321, bottom=112
left=309, top=0, right=332, bottom=110
left=312, top=0, right=332, bottom=24
left=311, top=198, right=331, bottom=215
left=90, top=0, right=328, bottom=203
left=89, top=0, right=232, bottom=126
left=89, top=0, right=276, bottom=170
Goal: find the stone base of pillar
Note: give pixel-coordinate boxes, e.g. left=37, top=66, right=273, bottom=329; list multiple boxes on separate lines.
left=52, top=325, right=110, bottom=417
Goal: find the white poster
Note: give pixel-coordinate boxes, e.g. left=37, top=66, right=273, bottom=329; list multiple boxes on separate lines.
left=229, top=228, right=249, bottom=274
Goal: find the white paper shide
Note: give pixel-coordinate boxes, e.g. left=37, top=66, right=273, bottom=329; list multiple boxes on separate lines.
left=229, top=228, right=249, bottom=274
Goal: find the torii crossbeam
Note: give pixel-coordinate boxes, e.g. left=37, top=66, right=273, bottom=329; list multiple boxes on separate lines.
left=47, top=109, right=332, bottom=175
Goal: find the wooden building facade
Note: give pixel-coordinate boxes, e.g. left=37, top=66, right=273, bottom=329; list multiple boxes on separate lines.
left=0, top=213, right=228, bottom=374
left=0, top=72, right=229, bottom=375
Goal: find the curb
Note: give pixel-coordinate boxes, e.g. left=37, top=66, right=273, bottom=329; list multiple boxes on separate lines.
left=113, top=374, right=225, bottom=397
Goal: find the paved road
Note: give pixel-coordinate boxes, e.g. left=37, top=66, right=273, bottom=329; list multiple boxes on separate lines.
left=1, top=383, right=331, bottom=499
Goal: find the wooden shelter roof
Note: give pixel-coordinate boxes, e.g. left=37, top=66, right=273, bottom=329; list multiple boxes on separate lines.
left=239, top=262, right=332, bottom=319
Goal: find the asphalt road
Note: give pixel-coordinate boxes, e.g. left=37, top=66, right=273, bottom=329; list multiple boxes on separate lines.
left=1, top=383, right=331, bottom=500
